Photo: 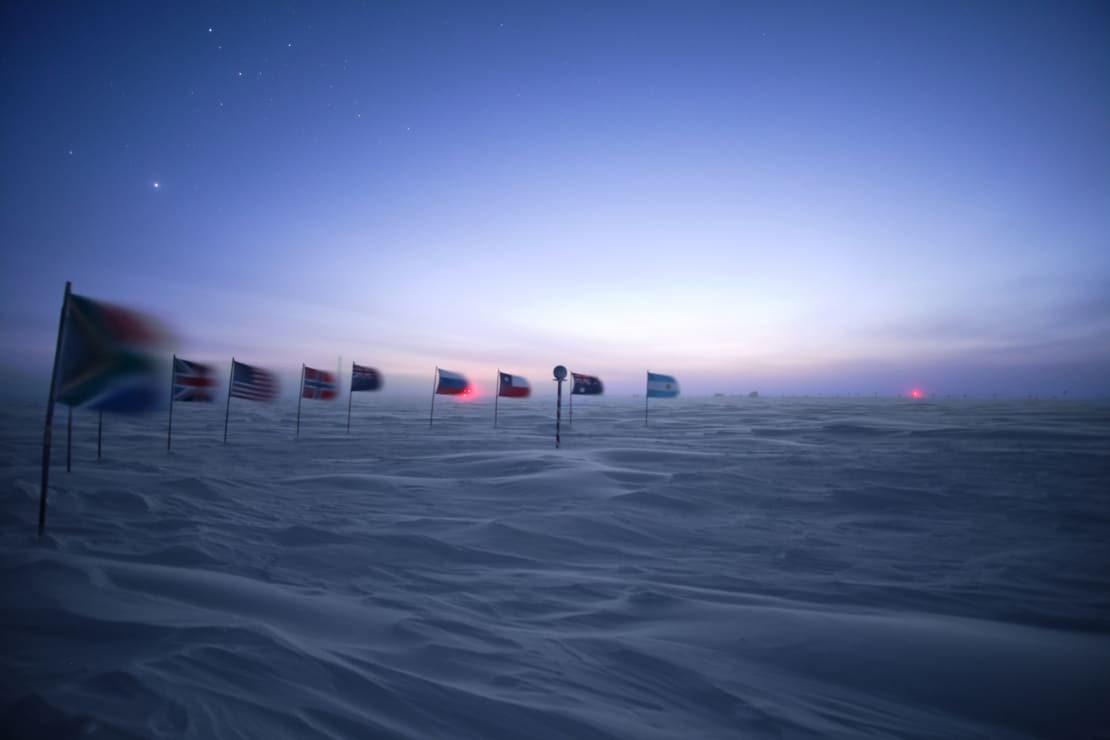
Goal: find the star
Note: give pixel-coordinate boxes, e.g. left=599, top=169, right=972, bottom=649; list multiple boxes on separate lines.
left=152, top=181, right=161, bottom=190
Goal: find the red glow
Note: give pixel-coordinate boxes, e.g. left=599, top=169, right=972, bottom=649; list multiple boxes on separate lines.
left=460, top=385, right=477, bottom=401
left=910, top=388, right=923, bottom=399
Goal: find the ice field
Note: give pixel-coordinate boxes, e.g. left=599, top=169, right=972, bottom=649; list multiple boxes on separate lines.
left=2, top=396, right=1108, bottom=739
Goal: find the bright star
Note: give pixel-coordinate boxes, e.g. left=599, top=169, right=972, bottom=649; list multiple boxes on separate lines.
left=153, top=181, right=161, bottom=190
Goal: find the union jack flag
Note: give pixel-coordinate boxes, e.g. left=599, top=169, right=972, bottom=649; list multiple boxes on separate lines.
left=302, top=366, right=338, bottom=400
left=172, top=356, right=215, bottom=402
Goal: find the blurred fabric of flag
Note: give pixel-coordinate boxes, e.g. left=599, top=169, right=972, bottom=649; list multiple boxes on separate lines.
left=173, top=357, right=215, bottom=402
left=498, top=372, right=530, bottom=398
left=302, top=367, right=338, bottom=400
left=53, top=293, right=173, bottom=413
left=571, top=372, right=603, bottom=395
left=435, top=368, right=469, bottom=395
left=230, top=360, right=278, bottom=402
left=351, top=364, right=381, bottom=392
left=646, top=372, right=679, bottom=398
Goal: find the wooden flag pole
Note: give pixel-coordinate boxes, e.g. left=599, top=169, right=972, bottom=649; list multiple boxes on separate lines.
left=66, top=406, right=72, bottom=473
left=97, top=411, right=103, bottom=460
left=494, top=370, right=500, bottom=428
left=429, top=367, right=438, bottom=428
left=346, top=362, right=354, bottom=433
left=167, top=354, right=176, bottom=452
left=39, top=280, right=71, bottom=537
left=296, top=364, right=305, bottom=438
left=223, top=358, right=234, bottom=443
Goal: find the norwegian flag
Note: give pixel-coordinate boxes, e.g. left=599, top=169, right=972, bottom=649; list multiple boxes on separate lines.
left=302, top=366, right=338, bottom=400
left=172, top=357, right=215, bottom=402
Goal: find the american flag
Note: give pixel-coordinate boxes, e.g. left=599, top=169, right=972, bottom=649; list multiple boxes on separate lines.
left=302, top=366, right=338, bottom=400
left=230, top=360, right=278, bottom=401
left=173, top=356, right=215, bottom=402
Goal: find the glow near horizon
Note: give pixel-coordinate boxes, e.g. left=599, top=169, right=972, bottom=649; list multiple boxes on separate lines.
left=1, top=2, right=1108, bottom=397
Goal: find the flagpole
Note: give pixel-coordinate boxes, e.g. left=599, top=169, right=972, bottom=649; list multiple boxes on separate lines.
left=167, top=354, right=176, bottom=452
left=38, top=280, right=71, bottom=536
left=429, top=367, right=438, bottom=428
left=223, top=358, right=234, bottom=443
left=645, top=371, right=650, bottom=426
left=97, top=411, right=102, bottom=461
left=346, top=362, right=354, bottom=433
left=66, top=406, right=72, bottom=473
left=296, top=364, right=304, bottom=438
left=554, top=366, right=566, bottom=449
left=494, top=370, right=500, bottom=428
left=569, top=386, right=573, bottom=426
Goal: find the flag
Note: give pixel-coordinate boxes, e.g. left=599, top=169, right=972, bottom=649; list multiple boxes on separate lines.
left=351, top=363, right=381, bottom=392
left=436, top=368, right=469, bottom=395
left=498, top=372, right=531, bottom=398
left=647, top=372, right=679, bottom=398
left=302, top=366, right=338, bottom=400
left=230, top=360, right=278, bottom=401
left=173, top=357, right=215, bottom=402
left=54, top=293, right=173, bottom=413
left=571, top=372, right=603, bottom=395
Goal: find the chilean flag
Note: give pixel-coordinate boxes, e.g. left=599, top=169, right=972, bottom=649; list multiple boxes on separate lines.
left=435, top=368, right=469, bottom=395
left=498, top=372, right=531, bottom=398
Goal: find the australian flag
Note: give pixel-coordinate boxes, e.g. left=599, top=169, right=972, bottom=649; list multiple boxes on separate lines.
left=351, top=363, right=381, bottom=392
left=172, top=357, right=215, bottom=402
left=302, top=366, right=338, bottom=400
left=571, top=372, right=603, bottom=395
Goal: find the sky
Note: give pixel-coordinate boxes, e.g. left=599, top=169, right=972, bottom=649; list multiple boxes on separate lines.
left=2, top=0, right=1108, bottom=399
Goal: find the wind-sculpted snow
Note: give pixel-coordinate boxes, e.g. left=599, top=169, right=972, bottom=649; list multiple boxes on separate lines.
left=2, top=397, right=1109, bottom=739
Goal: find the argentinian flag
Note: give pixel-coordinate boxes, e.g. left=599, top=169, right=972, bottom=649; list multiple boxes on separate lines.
left=646, top=372, right=679, bottom=398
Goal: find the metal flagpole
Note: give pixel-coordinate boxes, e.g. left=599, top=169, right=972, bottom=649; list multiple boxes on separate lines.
left=494, top=370, right=500, bottom=428
left=39, top=280, right=71, bottom=537
left=66, top=406, right=72, bottom=473
left=569, top=385, right=573, bottom=426
left=296, top=364, right=305, bottom=438
left=97, top=411, right=102, bottom=460
left=429, top=367, right=438, bottom=428
left=346, top=362, right=354, bottom=433
left=223, top=358, right=234, bottom=443
left=167, top=354, right=175, bottom=452
left=554, top=366, right=566, bottom=449
left=645, top=371, right=650, bottom=426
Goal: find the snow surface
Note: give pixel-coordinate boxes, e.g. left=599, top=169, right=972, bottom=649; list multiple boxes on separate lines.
left=2, top=396, right=1109, bottom=739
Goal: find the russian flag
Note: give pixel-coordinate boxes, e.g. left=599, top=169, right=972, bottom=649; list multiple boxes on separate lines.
left=498, top=372, right=531, bottom=398
left=435, top=368, right=469, bottom=395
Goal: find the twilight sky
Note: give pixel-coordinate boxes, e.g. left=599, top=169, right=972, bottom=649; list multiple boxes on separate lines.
left=2, top=1, right=1108, bottom=398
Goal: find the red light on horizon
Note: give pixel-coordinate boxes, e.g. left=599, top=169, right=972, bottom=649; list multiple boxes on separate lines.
left=910, top=388, right=924, bottom=399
